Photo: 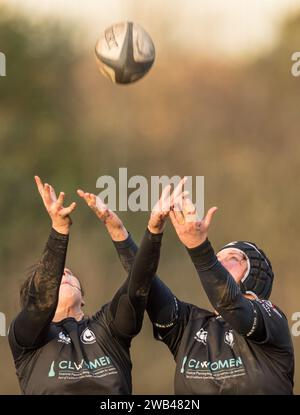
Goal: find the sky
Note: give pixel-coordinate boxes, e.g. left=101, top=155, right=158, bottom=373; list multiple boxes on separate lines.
left=4, top=0, right=300, bottom=58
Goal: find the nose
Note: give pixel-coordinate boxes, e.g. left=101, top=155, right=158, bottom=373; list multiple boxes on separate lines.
left=62, top=272, right=71, bottom=283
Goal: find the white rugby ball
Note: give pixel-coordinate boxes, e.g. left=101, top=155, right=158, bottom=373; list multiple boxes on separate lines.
left=95, top=21, right=155, bottom=84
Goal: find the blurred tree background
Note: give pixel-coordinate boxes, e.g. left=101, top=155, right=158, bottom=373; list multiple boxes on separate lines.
left=0, top=4, right=299, bottom=394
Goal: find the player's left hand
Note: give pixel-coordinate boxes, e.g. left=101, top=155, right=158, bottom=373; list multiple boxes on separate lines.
left=77, top=189, right=128, bottom=241
left=148, top=177, right=188, bottom=234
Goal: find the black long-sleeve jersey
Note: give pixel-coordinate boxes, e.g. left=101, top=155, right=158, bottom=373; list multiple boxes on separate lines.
left=8, top=228, right=162, bottom=395
left=113, top=235, right=294, bottom=395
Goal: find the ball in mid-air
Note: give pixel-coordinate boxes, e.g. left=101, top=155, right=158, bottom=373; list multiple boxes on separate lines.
left=95, top=21, right=155, bottom=84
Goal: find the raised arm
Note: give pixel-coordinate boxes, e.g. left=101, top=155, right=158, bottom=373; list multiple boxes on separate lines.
left=9, top=177, right=76, bottom=351
left=77, top=188, right=134, bottom=272
left=110, top=234, right=180, bottom=330
left=77, top=183, right=185, bottom=340
left=170, top=196, right=265, bottom=339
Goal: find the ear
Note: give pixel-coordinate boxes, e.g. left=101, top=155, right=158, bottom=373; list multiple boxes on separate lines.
left=81, top=299, right=85, bottom=307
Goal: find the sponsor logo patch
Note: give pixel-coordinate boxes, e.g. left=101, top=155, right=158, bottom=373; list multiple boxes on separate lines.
left=194, top=328, right=208, bottom=345
left=80, top=327, right=96, bottom=344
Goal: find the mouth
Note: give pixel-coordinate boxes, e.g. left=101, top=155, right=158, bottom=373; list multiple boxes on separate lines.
left=61, top=281, right=74, bottom=288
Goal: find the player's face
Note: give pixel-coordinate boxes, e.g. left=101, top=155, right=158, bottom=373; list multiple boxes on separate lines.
left=217, top=248, right=248, bottom=284
left=58, top=268, right=84, bottom=308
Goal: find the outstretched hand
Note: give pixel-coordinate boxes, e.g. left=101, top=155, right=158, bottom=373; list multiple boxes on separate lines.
left=34, top=176, right=76, bottom=235
left=148, top=178, right=188, bottom=234
left=170, top=195, right=217, bottom=248
left=77, top=190, right=128, bottom=241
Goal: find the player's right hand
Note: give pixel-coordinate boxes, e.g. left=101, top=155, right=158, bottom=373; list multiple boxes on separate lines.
left=35, top=176, right=76, bottom=235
